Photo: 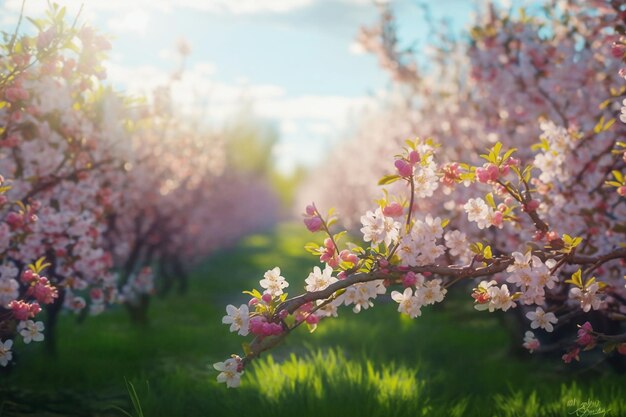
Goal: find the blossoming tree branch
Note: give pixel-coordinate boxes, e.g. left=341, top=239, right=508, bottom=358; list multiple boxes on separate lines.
left=215, top=0, right=626, bottom=387
left=0, top=4, right=278, bottom=367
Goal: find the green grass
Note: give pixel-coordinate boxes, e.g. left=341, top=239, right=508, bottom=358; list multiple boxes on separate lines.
left=1, top=222, right=625, bottom=417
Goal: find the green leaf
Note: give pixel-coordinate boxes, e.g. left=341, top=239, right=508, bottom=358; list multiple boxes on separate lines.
left=304, top=242, right=321, bottom=255
left=470, top=242, right=484, bottom=254
left=531, top=139, right=550, bottom=152
left=307, top=322, right=317, bottom=333
left=64, top=41, right=81, bottom=54
left=26, top=17, right=45, bottom=31
left=378, top=174, right=401, bottom=186
left=243, top=289, right=263, bottom=299
left=460, top=172, right=476, bottom=182
left=339, top=261, right=355, bottom=270
left=565, top=269, right=583, bottom=289
left=502, top=148, right=517, bottom=161
left=333, top=230, right=346, bottom=242
left=28, top=257, right=51, bottom=274
left=612, top=170, right=624, bottom=184
left=594, top=116, right=605, bottom=134
left=599, top=99, right=612, bottom=110
left=603, top=118, right=616, bottom=132
left=523, top=165, right=532, bottom=183
left=485, top=193, right=496, bottom=209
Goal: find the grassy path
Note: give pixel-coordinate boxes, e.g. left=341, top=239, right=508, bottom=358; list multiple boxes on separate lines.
left=1, top=222, right=624, bottom=416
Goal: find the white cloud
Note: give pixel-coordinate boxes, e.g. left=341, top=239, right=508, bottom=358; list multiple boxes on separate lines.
left=280, top=120, right=299, bottom=135
left=2, top=0, right=375, bottom=21
left=107, top=9, right=151, bottom=35
left=256, top=95, right=371, bottom=126
left=174, top=0, right=314, bottom=14
left=104, top=60, right=373, bottom=173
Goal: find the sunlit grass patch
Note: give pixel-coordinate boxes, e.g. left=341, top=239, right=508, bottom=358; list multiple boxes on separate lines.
left=244, top=348, right=431, bottom=417
left=2, top=223, right=625, bottom=417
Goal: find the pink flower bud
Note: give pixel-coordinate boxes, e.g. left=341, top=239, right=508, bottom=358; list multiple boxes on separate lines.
left=262, top=293, right=272, bottom=304
left=408, top=150, right=420, bottom=165
left=8, top=300, right=33, bottom=320
left=476, top=167, right=490, bottom=183
left=21, top=269, right=37, bottom=283
left=305, top=314, right=319, bottom=324
left=486, top=164, right=500, bottom=181
left=249, top=316, right=266, bottom=335
left=5, top=87, right=22, bottom=103
left=278, top=309, right=289, bottom=319
left=382, top=202, right=403, bottom=218
left=523, top=199, right=540, bottom=212
left=6, top=211, right=23, bottom=229
left=262, top=322, right=274, bottom=335
left=546, top=231, right=559, bottom=241
left=612, top=42, right=626, bottom=58
left=506, top=157, right=520, bottom=167
left=618, top=186, right=626, bottom=197
left=270, top=323, right=283, bottom=335
left=27, top=277, right=58, bottom=304
left=394, top=159, right=413, bottom=177
left=402, top=271, right=418, bottom=288
left=618, top=343, right=626, bottom=355
left=491, top=211, right=503, bottom=227
left=305, top=204, right=317, bottom=216
left=304, top=216, right=323, bottom=232
left=30, top=302, right=41, bottom=316
left=562, top=347, right=580, bottom=363
left=339, top=250, right=358, bottom=265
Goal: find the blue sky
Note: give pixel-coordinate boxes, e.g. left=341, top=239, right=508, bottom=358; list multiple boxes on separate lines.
left=1, top=0, right=478, bottom=173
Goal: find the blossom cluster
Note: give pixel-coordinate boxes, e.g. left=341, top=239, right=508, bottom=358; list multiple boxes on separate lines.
left=0, top=5, right=279, bottom=367
left=218, top=131, right=626, bottom=387
left=284, top=0, right=626, bottom=373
